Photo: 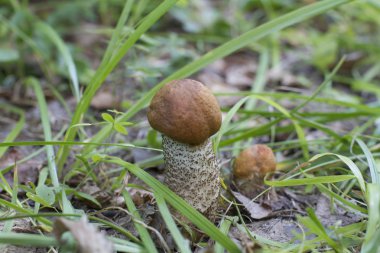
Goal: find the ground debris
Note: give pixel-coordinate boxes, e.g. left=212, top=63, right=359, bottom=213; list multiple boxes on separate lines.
left=230, top=190, right=364, bottom=246
left=53, top=216, right=114, bottom=253
left=0, top=219, right=47, bottom=253
left=232, top=191, right=272, bottom=220
left=0, top=148, right=42, bottom=190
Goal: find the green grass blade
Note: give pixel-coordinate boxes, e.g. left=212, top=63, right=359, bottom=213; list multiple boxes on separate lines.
left=0, top=212, right=140, bottom=243
left=85, top=0, right=352, bottom=157
left=0, top=198, right=52, bottom=226
left=316, top=183, right=367, bottom=214
left=57, top=0, right=178, bottom=172
left=0, top=104, right=25, bottom=158
left=0, top=232, right=146, bottom=253
left=265, top=175, right=355, bottom=187
left=298, top=209, right=341, bottom=251
left=0, top=165, right=19, bottom=248
left=220, top=118, right=282, bottom=147
left=236, top=223, right=288, bottom=248
left=27, top=78, right=73, bottom=214
left=0, top=14, right=50, bottom=78
left=245, top=48, right=269, bottom=110
left=291, top=56, right=346, bottom=113
left=110, top=238, right=144, bottom=253
left=310, top=153, right=366, bottom=193
left=122, top=190, right=158, bottom=253
left=215, top=216, right=238, bottom=253
left=0, top=232, right=143, bottom=252
left=214, top=96, right=250, bottom=150
left=355, top=138, right=379, bottom=184
left=33, top=167, right=49, bottom=213
left=0, top=233, right=58, bottom=247
left=27, top=78, right=59, bottom=187
left=35, top=22, right=80, bottom=101
left=0, top=141, right=157, bottom=151
left=291, top=114, right=343, bottom=141
left=155, top=191, right=191, bottom=253
left=361, top=183, right=380, bottom=253
left=215, top=94, right=308, bottom=158
left=101, top=0, right=134, bottom=66
left=122, top=0, right=352, bottom=118
left=107, top=157, right=241, bottom=253
left=217, top=91, right=380, bottom=116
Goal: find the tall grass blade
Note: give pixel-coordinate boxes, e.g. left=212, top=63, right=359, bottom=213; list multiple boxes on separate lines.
left=0, top=104, right=24, bottom=158
left=265, top=175, right=355, bottom=187
left=155, top=191, right=191, bottom=253
left=0, top=232, right=143, bottom=252
left=310, top=153, right=366, bottom=193
left=36, top=22, right=80, bottom=101
left=355, top=138, right=379, bottom=184
left=100, top=0, right=134, bottom=67
left=0, top=198, right=52, bottom=226
left=27, top=78, right=59, bottom=187
left=27, top=78, right=73, bottom=214
left=298, top=208, right=342, bottom=251
left=122, top=190, right=158, bottom=253
left=57, top=0, right=178, bottom=171
left=215, top=216, right=238, bottom=253
left=214, top=96, right=250, bottom=151
left=245, top=48, right=269, bottom=110
left=106, top=157, right=241, bottom=253
left=0, top=233, right=58, bottom=247
left=316, top=183, right=367, bottom=214
left=86, top=0, right=352, bottom=157
left=216, top=94, right=309, bottom=158
left=361, top=183, right=380, bottom=253
left=291, top=56, right=346, bottom=113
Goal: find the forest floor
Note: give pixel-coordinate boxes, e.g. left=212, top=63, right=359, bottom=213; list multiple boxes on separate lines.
left=0, top=1, right=379, bottom=252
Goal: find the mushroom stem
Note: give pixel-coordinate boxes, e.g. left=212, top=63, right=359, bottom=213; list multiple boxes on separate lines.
left=162, top=135, right=220, bottom=218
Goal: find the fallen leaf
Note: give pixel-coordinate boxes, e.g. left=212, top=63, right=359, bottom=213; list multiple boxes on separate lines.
left=53, top=217, right=114, bottom=253
left=232, top=191, right=272, bottom=220
left=315, top=195, right=364, bottom=227
left=233, top=218, right=301, bottom=243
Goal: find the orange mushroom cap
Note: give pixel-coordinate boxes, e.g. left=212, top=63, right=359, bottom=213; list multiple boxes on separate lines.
left=233, top=144, right=276, bottom=179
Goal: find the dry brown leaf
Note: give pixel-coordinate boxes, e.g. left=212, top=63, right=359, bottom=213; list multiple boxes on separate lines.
left=53, top=217, right=114, bottom=253
left=315, top=195, right=363, bottom=227
left=232, top=191, right=272, bottom=220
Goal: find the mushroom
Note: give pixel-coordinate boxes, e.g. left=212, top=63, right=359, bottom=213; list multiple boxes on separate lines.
left=233, top=144, right=276, bottom=197
left=233, top=144, right=276, bottom=179
left=147, top=79, right=222, bottom=218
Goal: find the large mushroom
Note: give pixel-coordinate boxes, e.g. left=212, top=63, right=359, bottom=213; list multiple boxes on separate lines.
left=147, top=79, right=222, bottom=218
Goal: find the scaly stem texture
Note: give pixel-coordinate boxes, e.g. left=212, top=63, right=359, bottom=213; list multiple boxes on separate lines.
left=162, top=136, right=220, bottom=218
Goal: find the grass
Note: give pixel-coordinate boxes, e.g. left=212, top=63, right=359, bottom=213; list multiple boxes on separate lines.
left=0, top=0, right=380, bottom=252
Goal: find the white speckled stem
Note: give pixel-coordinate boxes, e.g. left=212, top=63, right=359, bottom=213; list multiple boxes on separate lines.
left=162, top=135, right=220, bottom=217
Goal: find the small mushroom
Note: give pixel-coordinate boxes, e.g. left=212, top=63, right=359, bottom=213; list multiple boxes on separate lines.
left=233, top=144, right=276, bottom=179
left=148, top=79, right=222, bottom=218
left=233, top=144, right=276, bottom=197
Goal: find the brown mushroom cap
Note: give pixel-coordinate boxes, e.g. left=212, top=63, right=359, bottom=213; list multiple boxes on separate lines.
left=233, top=144, right=276, bottom=179
left=147, top=79, right=222, bottom=145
